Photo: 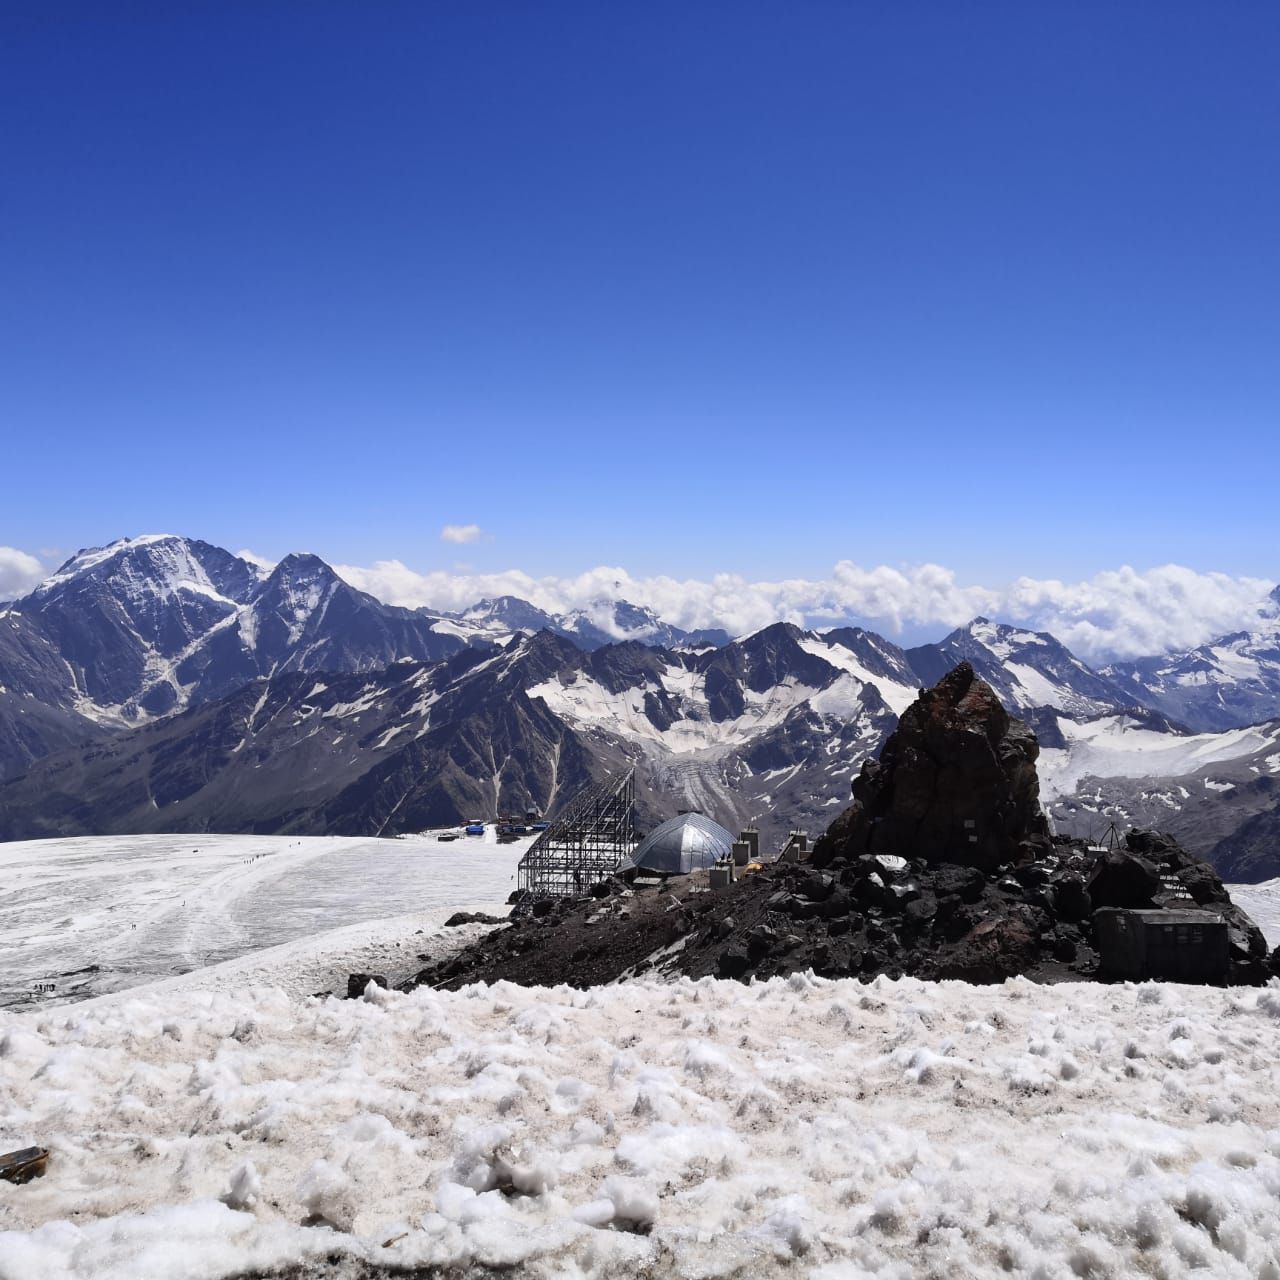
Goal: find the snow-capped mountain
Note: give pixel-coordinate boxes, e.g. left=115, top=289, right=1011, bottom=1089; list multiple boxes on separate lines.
left=0, top=637, right=602, bottom=842
left=16, top=535, right=264, bottom=716
left=166, top=552, right=468, bottom=710
left=430, top=595, right=731, bottom=651
left=1103, top=587, right=1280, bottom=732
left=4, top=531, right=1280, bottom=871
left=904, top=618, right=1140, bottom=718
left=555, top=599, right=730, bottom=651
left=0, top=537, right=475, bottom=776
left=0, top=624, right=910, bottom=847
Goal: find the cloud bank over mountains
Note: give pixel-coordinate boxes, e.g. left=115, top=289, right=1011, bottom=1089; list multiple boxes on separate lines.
left=334, top=557, right=1276, bottom=662
left=3, top=539, right=1273, bottom=662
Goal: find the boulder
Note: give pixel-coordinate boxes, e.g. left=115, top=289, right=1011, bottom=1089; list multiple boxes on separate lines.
left=746, top=924, right=778, bottom=960
left=813, top=663, right=1049, bottom=873
left=936, top=912, right=1039, bottom=983
left=1050, top=872, right=1092, bottom=921
left=1087, top=851, right=1161, bottom=909
left=346, top=973, right=389, bottom=1000
left=932, top=864, right=986, bottom=904
left=1177, top=863, right=1231, bottom=906
left=444, top=911, right=505, bottom=927
left=716, top=946, right=752, bottom=979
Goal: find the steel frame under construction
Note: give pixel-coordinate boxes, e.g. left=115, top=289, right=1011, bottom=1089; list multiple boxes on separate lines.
left=517, top=768, right=636, bottom=898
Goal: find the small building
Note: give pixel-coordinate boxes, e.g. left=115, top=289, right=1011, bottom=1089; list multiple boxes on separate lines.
left=1094, top=908, right=1229, bottom=983
left=620, top=812, right=735, bottom=877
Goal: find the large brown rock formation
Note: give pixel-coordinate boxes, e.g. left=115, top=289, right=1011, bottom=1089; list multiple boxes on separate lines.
left=813, top=662, right=1050, bottom=871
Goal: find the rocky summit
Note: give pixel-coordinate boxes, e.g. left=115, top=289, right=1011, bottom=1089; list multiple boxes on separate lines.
left=400, top=666, right=1275, bottom=996
left=813, top=660, right=1049, bottom=873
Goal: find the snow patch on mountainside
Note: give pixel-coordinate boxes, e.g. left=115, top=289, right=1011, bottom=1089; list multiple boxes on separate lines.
left=795, top=634, right=918, bottom=714
left=1038, top=715, right=1280, bottom=802
left=530, top=666, right=819, bottom=752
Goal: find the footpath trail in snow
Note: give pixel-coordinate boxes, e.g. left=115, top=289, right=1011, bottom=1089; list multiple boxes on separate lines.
left=0, top=832, right=531, bottom=1008
left=4, top=974, right=1280, bottom=1279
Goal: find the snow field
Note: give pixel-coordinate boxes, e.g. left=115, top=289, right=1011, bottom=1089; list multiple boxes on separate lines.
left=0, top=832, right=531, bottom=1009
left=1227, top=880, right=1280, bottom=949
left=1037, top=716, right=1280, bottom=804
left=4, top=973, right=1280, bottom=1278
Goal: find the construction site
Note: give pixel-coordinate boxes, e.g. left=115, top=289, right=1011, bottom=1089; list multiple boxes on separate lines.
left=514, top=766, right=809, bottom=905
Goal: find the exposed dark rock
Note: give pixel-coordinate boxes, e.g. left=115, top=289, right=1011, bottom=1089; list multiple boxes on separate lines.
left=1087, top=851, right=1162, bottom=909
left=1050, top=873, right=1092, bottom=921
left=935, top=914, right=1040, bottom=983
left=444, top=911, right=506, bottom=927
left=346, top=973, right=389, bottom=999
left=932, top=864, right=986, bottom=903
left=813, top=663, right=1049, bottom=873
left=716, top=946, right=752, bottom=979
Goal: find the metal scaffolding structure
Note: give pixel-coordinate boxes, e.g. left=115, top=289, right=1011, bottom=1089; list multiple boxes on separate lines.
left=517, top=768, right=636, bottom=899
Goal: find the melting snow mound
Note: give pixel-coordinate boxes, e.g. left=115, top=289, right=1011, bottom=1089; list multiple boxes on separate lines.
left=3, top=973, right=1280, bottom=1278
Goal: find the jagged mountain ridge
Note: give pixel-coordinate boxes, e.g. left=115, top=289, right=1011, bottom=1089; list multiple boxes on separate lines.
left=430, top=594, right=730, bottom=651
left=3, top=533, right=1280, bottom=868
left=0, top=626, right=907, bottom=846
left=0, top=536, right=744, bottom=781
left=10, top=611, right=1275, bottom=859
left=906, top=617, right=1141, bottom=719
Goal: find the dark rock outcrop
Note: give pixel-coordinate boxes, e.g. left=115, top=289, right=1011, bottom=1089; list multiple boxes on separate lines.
left=814, top=662, right=1049, bottom=872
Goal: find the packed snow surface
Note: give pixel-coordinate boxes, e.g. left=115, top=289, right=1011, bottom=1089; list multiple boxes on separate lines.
left=1227, top=880, right=1280, bottom=949
left=0, top=833, right=530, bottom=1009
left=4, top=973, right=1280, bottom=1278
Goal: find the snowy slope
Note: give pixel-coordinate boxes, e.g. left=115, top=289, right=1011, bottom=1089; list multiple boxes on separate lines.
left=1038, top=713, right=1280, bottom=855
left=0, top=831, right=531, bottom=1008
left=1038, top=716, right=1280, bottom=802
left=1225, top=879, right=1280, bottom=947
left=3, top=973, right=1280, bottom=1278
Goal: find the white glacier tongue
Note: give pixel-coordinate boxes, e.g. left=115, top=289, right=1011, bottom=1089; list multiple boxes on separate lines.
left=3, top=973, right=1280, bottom=1278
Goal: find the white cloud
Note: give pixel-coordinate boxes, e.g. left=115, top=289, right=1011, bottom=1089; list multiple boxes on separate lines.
left=236, top=549, right=277, bottom=573
left=331, top=557, right=1278, bottom=663
left=0, top=547, right=46, bottom=599
left=440, top=524, right=484, bottom=545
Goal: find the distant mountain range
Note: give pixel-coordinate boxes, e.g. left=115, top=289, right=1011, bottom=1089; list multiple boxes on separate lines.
left=3, top=535, right=1280, bottom=877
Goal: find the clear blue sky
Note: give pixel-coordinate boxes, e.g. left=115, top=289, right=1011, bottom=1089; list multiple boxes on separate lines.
left=3, top=3, right=1277, bottom=582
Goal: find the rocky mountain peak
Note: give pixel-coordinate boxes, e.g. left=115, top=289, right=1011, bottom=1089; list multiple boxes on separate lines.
left=814, top=662, right=1049, bottom=872
left=265, top=551, right=336, bottom=584
left=462, top=596, right=555, bottom=631
left=31, top=534, right=261, bottom=607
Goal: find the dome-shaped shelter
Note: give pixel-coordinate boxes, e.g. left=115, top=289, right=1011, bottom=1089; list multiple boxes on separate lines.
left=623, top=812, right=735, bottom=877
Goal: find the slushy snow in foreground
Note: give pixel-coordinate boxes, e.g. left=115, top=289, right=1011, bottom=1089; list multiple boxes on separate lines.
left=4, top=972, right=1280, bottom=1278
